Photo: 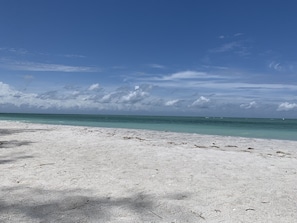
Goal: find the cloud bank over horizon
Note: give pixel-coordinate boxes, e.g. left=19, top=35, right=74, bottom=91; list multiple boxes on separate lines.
left=1, top=76, right=296, bottom=118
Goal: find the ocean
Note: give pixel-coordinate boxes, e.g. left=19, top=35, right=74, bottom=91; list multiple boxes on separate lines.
left=0, top=113, right=296, bottom=141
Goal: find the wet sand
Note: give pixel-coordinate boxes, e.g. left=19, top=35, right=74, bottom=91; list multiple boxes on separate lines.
left=1, top=121, right=297, bottom=222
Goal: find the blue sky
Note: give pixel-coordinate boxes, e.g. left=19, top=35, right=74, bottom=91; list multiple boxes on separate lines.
left=1, top=0, right=297, bottom=117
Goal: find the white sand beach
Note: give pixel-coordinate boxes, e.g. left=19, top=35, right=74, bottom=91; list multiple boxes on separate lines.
left=1, top=121, right=297, bottom=222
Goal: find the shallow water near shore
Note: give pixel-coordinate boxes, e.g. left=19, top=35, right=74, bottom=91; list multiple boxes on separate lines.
left=0, top=113, right=296, bottom=141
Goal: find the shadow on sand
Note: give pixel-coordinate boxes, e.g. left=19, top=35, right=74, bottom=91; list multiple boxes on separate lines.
left=0, top=186, right=193, bottom=222
left=0, top=140, right=33, bottom=149
left=0, top=127, right=49, bottom=164
left=0, top=128, right=49, bottom=136
left=0, top=140, right=35, bottom=165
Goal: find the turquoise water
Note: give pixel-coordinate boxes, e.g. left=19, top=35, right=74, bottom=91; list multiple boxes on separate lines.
left=0, top=113, right=297, bottom=141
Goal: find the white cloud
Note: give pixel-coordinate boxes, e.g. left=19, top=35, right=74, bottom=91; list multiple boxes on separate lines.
left=101, top=92, right=115, bottom=103
left=0, top=82, right=38, bottom=108
left=0, top=81, right=149, bottom=111
left=218, top=33, right=243, bottom=40
left=1, top=60, right=99, bottom=72
left=161, top=71, right=211, bottom=81
left=210, top=41, right=249, bottom=56
left=0, top=79, right=296, bottom=116
left=22, top=75, right=34, bottom=80
left=0, top=82, right=12, bottom=93
left=88, top=83, right=100, bottom=91
left=0, top=47, right=28, bottom=55
left=191, top=96, right=210, bottom=108
left=269, top=61, right=282, bottom=71
left=120, top=90, right=148, bottom=103
left=234, top=33, right=243, bottom=37
left=63, top=54, right=86, bottom=58
left=129, top=69, right=297, bottom=108
left=129, top=69, right=297, bottom=106
left=165, top=99, right=180, bottom=106
left=211, top=41, right=241, bottom=53
left=148, top=64, right=166, bottom=69
left=277, top=102, right=297, bottom=111
left=112, top=66, right=127, bottom=70
left=8, top=48, right=28, bottom=55
left=99, top=85, right=151, bottom=105
left=133, top=70, right=232, bottom=86
left=240, top=101, right=257, bottom=109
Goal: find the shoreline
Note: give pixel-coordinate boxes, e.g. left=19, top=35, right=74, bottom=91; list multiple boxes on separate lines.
left=1, top=113, right=297, bottom=141
left=1, top=121, right=297, bottom=222
left=1, top=118, right=297, bottom=142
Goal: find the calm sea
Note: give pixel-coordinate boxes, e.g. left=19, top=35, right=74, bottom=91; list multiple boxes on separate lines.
left=0, top=113, right=296, bottom=141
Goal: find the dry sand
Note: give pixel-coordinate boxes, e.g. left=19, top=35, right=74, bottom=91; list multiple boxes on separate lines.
left=1, top=121, right=297, bottom=222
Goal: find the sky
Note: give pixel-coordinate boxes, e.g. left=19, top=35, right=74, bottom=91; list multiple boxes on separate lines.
left=1, top=0, right=297, bottom=118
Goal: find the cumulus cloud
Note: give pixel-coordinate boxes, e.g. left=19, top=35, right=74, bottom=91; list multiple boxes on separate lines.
left=0, top=82, right=13, bottom=95
left=0, top=82, right=38, bottom=108
left=126, top=86, right=149, bottom=102
left=277, top=102, right=297, bottom=111
left=100, top=85, right=150, bottom=105
left=1, top=79, right=296, bottom=116
left=0, top=81, right=153, bottom=112
left=120, top=90, right=148, bottom=103
left=240, top=101, right=257, bottom=109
